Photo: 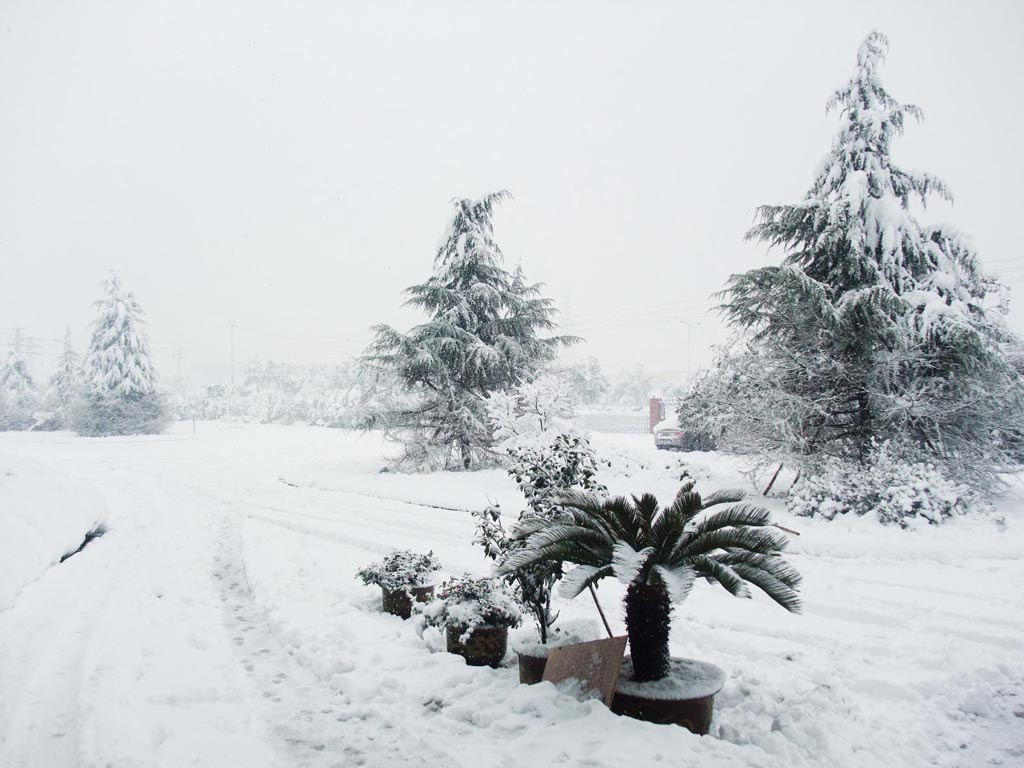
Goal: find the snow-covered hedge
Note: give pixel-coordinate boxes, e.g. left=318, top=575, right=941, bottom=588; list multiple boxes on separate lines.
left=0, top=456, right=107, bottom=610
left=788, top=442, right=971, bottom=526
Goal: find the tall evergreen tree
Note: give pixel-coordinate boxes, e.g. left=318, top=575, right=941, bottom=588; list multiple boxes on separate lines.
left=44, top=327, right=81, bottom=427
left=77, top=272, right=167, bottom=436
left=0, top=338, right=39, bottom=430
left=718, top=32, right=1023, bottom=487
left=363, top=191, right=575, bottom=469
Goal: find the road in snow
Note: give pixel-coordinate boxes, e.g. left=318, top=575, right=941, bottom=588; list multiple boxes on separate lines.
left=1, top=424, right=1022, bottom=767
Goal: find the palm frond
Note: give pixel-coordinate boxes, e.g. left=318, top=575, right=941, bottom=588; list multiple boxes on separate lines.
left=700, top=488, right=748, bottom=508
left=500, top=539, right=608, bottom=573
left=611, top=541, right=654, bottom=586
left=673, top=526, right=789, bottom=560
left=715, top=551, right=803, bottom=589
left=634, top=493, right=661, bottom=543
left=692, top=503, right=774, bottom=537
left=558, top=564, right=615, bottom=599
left=650, top=501, right=690, bottom=554
left=690, top=555, right=752, bottom=599
left=666, top=489, right=705, bottom=523
left=652, top=564, right=696, bottom=603
left=729, top=563, right=803, bottom=613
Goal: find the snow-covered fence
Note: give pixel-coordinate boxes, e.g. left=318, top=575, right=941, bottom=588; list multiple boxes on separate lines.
left=574, top=410, right=650, bottom=434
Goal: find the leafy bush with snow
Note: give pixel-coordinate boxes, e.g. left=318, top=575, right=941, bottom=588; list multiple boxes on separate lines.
left=473, top=428, right=606, bottom=643
left=417, top=575, right=521, bottom=640
left=788, top=442, right=971, bottom=526
left=355, top=549, right=441, bottom=592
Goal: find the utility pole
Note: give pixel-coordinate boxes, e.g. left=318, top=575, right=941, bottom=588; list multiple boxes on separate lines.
left=679, top=320, right=701, bottom=383
left=172, top=348, right=184, bottom=378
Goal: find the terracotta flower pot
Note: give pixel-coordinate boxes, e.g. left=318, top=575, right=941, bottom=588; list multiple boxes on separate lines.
left=446, top=624, right=508, bottom=667
left=610, top=657, right=726, bottom=735
left=517, top=650, right=548, bottom=684
left=381, top=584, right=434, bottom=619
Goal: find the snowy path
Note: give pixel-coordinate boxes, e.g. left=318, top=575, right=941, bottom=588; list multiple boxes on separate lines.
left=1, top=424, right=1023, bottom=767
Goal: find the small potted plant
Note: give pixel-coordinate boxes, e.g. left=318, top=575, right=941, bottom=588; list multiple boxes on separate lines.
left=501, top=482, right=802, bottom=733
left=472, top=428, right=608, bottom=683
left=356, top=549, right=442, bottom=619
left=418, top=575, right=521, bottom=667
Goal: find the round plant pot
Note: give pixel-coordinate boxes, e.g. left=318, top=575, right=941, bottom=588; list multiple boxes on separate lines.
left=517, top=650, right=548, bottom=684
left=610, top=657, right=726, bottom=735
left=446, top=624, right=508, bottom=668
left=381, top=584, right=434, bottom=620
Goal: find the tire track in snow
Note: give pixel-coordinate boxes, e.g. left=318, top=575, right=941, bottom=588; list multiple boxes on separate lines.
left=213, top=513, right=460, bottom=768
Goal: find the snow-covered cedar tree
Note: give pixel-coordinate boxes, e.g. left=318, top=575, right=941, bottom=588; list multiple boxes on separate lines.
left=501, top=484, right=801, bottom=682
left=75, top=272, right=168, bottom=436
left=0, top=340, right=39, bottom=430
left=355, top=549, right=442, bottom=593
left=716, top=32, right=1023, bottom=493
left=417, top=574, right=522, bottom=642
left=361, top=191, right=576, bottom=471
left=37, top=327, right=81, bottom=430
left=788, top=439, right=973, bottom=527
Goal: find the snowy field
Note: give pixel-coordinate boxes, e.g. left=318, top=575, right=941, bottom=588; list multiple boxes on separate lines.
left=1, top=423, right=1022, bottom=768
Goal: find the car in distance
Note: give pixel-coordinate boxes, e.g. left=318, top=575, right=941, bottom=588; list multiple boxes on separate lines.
left=653, top=417, right=686, bottom=451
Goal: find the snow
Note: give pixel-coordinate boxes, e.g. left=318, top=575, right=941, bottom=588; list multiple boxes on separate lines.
left=617, top=657, right=727, bottom=701
left=0, top=423, right=1022, bottom=767
left=611, top=540, right=653, bottom=586
left=0, top=453, right=107, bottom=610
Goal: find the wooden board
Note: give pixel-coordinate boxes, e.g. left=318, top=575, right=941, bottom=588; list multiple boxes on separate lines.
left=541, top=635, right=628, bottom=707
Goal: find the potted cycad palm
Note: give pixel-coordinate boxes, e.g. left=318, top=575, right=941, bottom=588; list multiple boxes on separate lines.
left=418, top=575, right=522, bottom=667
left=500, top=481, right=802, bottom=732
left=356, top=549, right=442, bottom=619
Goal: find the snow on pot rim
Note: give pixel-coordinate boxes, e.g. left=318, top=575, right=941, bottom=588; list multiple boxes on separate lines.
left=616, top=657, right=726, bottom=701
left=512, top=619, right=602, bottom=658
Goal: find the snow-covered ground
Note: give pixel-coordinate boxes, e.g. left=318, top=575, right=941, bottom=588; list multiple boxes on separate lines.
left=0, top=423, right=1021, bottom=767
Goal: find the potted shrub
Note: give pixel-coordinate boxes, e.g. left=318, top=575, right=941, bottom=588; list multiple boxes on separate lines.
left=356, top=549, right=442, bottom=619
left=419, top=575, right=521, bottom=667
left=501, top=482, right=802, bottom=732
left=472, top=426, right=607, bottom=683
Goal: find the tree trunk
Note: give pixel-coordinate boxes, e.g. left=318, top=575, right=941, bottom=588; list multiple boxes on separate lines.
left=624, top=583, right=672, bottom=682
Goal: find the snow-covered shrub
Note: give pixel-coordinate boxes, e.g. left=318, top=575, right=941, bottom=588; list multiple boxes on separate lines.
left=355, top=549, right=441, bottom=592
left=417, top=575, right=521, bottom=641
left=473, top=430, right=606, bottom=643
left=487, top=374, right=575, bottom=450
left=789, top=442, right=971, bottom=526
left=72, top=393, right=170, bottom=437
left=508, top=433, right=606, bottom=515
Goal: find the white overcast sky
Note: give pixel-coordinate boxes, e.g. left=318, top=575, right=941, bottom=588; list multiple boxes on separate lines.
left=1, top=0, right=1022, bottom=385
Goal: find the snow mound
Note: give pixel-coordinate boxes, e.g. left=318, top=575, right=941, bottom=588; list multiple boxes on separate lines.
left=0, top=455, right=107, bottom=610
